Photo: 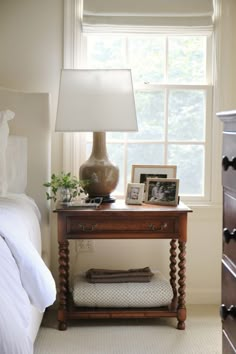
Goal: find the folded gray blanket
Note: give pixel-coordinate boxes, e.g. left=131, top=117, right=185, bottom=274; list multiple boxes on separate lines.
left=86, top=267, right=154, bottom=283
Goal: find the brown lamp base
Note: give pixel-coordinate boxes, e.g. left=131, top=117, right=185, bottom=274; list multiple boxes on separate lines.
left=79, top=132, right=119, bottom=202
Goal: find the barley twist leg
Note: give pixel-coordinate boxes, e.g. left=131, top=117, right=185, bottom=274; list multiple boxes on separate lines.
left=169, top=239, right=177, bottom=310
left=58, top=240, right=69, bottom=330
left=177, top=240, right=186, bottom=330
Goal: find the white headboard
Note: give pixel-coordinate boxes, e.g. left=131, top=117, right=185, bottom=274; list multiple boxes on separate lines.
left=0, top=87, right=51, bottom=266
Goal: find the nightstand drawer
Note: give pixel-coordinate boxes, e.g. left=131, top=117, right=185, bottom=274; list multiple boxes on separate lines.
left=66, top=215, right=178, bottom=238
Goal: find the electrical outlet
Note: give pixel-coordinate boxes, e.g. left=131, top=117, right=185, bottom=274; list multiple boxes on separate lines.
left=77, top=240, right=93, bottom=252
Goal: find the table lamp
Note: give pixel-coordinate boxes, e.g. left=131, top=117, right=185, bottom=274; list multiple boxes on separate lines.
left=55, top=69, right=138, bottom=203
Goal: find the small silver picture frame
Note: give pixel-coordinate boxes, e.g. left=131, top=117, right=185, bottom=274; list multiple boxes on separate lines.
left=125, top=183, right=144, bottom=205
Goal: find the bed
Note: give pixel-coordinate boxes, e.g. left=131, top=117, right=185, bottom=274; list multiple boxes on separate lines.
left=0, top=87, right=56, bottom=354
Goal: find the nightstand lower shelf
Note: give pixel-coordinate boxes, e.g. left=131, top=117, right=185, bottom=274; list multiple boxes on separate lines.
left=58, top=294, right=180, bottom=330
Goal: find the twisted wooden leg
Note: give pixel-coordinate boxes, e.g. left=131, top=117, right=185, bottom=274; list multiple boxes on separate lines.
left=169, top=239, right=177, bottom=310
left=177, top=240, right=186, bottom=330
left=58, top=240, right=69, bottom=330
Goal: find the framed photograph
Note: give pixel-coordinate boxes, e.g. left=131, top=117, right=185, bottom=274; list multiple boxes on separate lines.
left=131, top=164, right=177, bottom=199
left=145, top=178, right=179, bottom=206
left=125, top=183, right=144, bottom=205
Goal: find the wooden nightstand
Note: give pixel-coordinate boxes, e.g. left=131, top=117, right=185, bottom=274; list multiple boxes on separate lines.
left=54, top=200, right=192, bottom=330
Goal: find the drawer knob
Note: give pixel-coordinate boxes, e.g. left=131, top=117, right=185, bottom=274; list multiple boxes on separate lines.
left=220, top=304, right=236, bottom=320
left=148, top=223, right=167, bottom=231
left=222, top=156, right=236, bottom=171
left=223, top=228, right=236, bottom=243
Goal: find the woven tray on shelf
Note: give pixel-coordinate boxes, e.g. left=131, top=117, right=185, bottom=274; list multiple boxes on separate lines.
left=72, top=271, right=173, bottom=308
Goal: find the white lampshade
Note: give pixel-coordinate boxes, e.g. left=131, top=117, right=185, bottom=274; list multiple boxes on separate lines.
left=55, top=68, right=138, bottom=203
left=55, top=69, right=137, bottom=132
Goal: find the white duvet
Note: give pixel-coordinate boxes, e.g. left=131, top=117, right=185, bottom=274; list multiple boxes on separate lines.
left=0, top=194, right=56, bottom=354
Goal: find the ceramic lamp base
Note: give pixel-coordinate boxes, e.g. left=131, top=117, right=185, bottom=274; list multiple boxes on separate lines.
left=79, top=132, right=119, bottom=202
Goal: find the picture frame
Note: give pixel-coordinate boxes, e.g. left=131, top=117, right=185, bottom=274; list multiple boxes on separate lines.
left=125, top=183, right=144, bottom=205
left=145, top=178, right=179, bottom=206
left=131, top=164, right=177, bottom=199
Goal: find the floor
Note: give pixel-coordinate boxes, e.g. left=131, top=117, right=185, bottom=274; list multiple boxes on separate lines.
left=34, top=305, right=221, bottom=354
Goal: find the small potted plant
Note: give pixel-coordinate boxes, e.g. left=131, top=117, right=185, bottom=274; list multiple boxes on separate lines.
left=43, top=172, right=89, bottom=203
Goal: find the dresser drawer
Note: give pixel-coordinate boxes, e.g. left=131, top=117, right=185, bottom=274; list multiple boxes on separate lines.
left=223, top=191, right=236, bottom=265
left=66, top=215, right=179, bottom=238
left=222, top=132, right=236, bottom=190
left=223, top=330, right=236, bottom=354
left=222, top=259, right=236, bottom=349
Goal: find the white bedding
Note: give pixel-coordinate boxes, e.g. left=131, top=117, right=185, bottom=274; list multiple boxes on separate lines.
left=0, top=194, right=56, bottom=354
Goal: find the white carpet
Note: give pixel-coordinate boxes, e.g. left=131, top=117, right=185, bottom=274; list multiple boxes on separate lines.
left=34, top=305, right=221, bottom=354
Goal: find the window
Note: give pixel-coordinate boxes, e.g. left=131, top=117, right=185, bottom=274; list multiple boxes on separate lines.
left=80, top=32, right=213, bottom=201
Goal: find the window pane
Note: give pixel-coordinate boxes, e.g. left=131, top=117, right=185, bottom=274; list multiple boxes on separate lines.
left=168, top=90, right=205, bottom=141
left=128, top=36, right=165, bottom=83
left=168, top=36, right=206, bottom=83
left=128, top=91, right=165, bottom=140
left=168, top=144, right=204, bottom=195
left=127, top=144, right=164, bottom=182
left=107, top=143, right=124, bottom=194
left=87, top=36, right=124, bottom=68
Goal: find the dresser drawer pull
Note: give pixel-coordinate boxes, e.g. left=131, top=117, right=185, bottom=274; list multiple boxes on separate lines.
left=148, top=223, right=168, bottom=232
left=222, top=156, right=236, bottom=171
left=77, top=224, right=97, bottom=232
left=223, top=228, right=236, bottom=243
left=220, top=304, right=236, bottom=320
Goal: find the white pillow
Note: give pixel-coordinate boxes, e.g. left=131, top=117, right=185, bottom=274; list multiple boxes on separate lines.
left=6, top=136, right=27, bottom=194
left=0, top=110, right=15, bottom=195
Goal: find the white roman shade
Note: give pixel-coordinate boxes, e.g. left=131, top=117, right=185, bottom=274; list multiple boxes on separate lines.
left=82, top=0, right=214, bottom=32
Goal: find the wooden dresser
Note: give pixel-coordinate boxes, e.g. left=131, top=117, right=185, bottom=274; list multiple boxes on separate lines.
left=217, top=111, right=236, bottom=353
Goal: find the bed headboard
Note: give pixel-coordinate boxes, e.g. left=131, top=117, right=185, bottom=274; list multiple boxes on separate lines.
left=0, top=87, right=51, bottom=266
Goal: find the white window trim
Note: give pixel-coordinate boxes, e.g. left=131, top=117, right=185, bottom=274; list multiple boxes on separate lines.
left=62, top=0, right=86, bottom=176
left=63, top=0, right=223, bottom=207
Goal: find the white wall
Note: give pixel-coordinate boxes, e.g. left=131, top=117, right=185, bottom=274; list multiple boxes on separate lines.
left=0, top=0, right=64, bottom=173
left=1, top=0, right=233, bottom=305
left=216, top=0, right=236, bottom=111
